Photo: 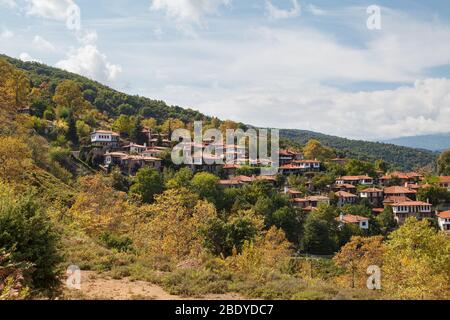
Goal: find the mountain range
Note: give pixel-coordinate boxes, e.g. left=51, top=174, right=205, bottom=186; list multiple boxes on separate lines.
left=382, top=133, right=450, bottom=152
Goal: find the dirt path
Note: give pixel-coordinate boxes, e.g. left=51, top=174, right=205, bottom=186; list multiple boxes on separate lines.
left=63, top=271, right=243, bottom=300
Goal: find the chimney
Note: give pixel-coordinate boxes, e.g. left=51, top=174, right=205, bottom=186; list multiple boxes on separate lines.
left=339, top=212, right=344, bottom=222
left=284, top=186, right=289, bottom=194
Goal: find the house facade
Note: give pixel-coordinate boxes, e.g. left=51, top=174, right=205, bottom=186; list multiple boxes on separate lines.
left=90, top=130, right=120, bottom=148
left=336, top=175, right=373, bottom=186
left=390, top=201, right=433, bottom=224
left=335, top=191, right=358, bottom=207
left=437, top=210, right=450, bottom=234
left=336, top=214, right=370, bottom=230
left=360, top=187, right=384, bottom=207
left=439, top=176, right=450, bottom=190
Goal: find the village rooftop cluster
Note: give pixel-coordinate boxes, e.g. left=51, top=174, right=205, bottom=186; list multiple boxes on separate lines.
left=89, top=129, right=450, bottom=235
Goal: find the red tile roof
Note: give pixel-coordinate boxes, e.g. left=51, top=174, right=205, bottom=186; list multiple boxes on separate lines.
left=384, top=186, right=417, bottom=194
left=335, top=191, right=357, bottom=198
left=293, top=159, right=320, bottom=164
left=92, top=130, right=120, bottom=136
left=360, top=187, right=383, bottom=193
left=337, top=214, right=369, bottom=224
left=338, top=175, right=372, bottom=181
left=437, top=210, right=450, bottom=219
left=383, top=196, right=412, bottom=204
left=391, top=201, right=431, bottom=206
left=335, top=183, right=357, bottom=189
left=439, top=176, right=450, bottom=184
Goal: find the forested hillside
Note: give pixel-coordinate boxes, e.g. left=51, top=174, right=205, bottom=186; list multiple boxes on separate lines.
left=2, top=54, right=437, bottom=170
left=1, top=54, right=210, bottom=124
left=281, top=129, right=438, bottom=171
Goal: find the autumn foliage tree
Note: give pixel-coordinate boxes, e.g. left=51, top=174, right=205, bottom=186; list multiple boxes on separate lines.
left=303, top=139, right=335, bottom=161
left=333, top=236, right=385, bottom=288
left=134, top=189, right=215, bottom=265
left=0, top=59, right=30, bottom=110
left=382, top=218, right=450, bottom=299
left=68, top=174, right=135, bottom=237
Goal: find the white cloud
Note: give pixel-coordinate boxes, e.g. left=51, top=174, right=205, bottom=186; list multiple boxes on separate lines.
left=151, top=78, right=450, bottom=140
left=0, top=29, right=14, bottom=39
left=0, top=0, right=17, bottom=8
left=131, top=9, right=450, bottom=139
left=150, top=0, right=231, bottom=23
left=76, top=30, right=98, bottom=45
left=19, top=52, right=41, bottom=63
left=56, top=44, right=122, bottom=82
left=306, top=4, right=326, bottom=16
left=33, top=35, right=56, bottom=51
left=26, top=0, right=74, bottom=21
left=266, top=0, right=301, bottom=19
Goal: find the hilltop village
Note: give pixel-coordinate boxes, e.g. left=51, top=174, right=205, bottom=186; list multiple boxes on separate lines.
left=88, top=128, right=450, bottom=234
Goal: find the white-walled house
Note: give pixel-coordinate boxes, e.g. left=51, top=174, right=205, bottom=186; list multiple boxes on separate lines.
left=292, top=159, right=321, bottom=172
left=360, top=187, right=384, bottom=207
left=336, top=214, right=370, bottom=230
left=123, top=143, right=147, bottom=154
left=437, top=210, right=450, bottom=235
left=91, top=130, right=120, bottom=148
left=391, top=201, right=433, bottom=224
left=336, top=175, right=373, bottom=186
left=335, top=191, right=358, bottom=207
left=439, top=176, right=450, bottom=190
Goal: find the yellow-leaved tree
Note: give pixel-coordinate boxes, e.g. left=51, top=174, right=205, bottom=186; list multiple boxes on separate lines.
left=333, top=236, right=385, bottom=289
left=383, top=218, right=450, bottom=300
left=52, top=80, right=90, bottom=115
left=68, top=174, right=135, bottom=237
left=0, top=59, right=30, bottom=110
left=0, top=136, right=33, bottom=184
left=134, top=188, right=217, bottom=265
left=227, top=226, right=292, bottom=277
left=303, top=139, right=335, bottom=161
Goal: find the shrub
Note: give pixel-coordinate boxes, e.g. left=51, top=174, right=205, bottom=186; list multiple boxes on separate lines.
left=0, top=184, right=62, bottom=291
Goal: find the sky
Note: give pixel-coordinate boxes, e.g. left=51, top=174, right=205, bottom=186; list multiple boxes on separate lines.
left=1, top=0, right=450, bottom=141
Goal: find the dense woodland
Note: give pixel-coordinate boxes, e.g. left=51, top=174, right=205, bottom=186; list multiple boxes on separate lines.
left=0, top=56, right=449, bottom=300
left=281, top=129, right=438, bottom=171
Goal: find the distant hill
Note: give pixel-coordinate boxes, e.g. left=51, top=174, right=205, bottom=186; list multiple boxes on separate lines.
left=1, top=53, right=438, bottom=171
left=1, top=54, right=210, bottom=124
left=382, top=133, right=450, bottom=152
left=281, top=129, right=438, bottom=171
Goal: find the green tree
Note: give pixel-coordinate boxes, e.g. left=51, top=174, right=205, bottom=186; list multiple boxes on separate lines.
left=190, top=172, right=220, bottom=205
left=53, top=80, right=89, bottom=114
left=66, top=113, right=79, bottom=146
left=130, top=116, right=147, bottom=145
left=166, top=167, right=193, bottom=189
left=129, top=167, right=163, bottom=203
left=302, top=212, right=337, bottom=255
left=0, top=183, right=61, bottom=291
left=417, top=185, right=450, bottom=206
left=345, top=159, right=376, bottom=177
left=376, top=206, right=397, bottom=236
left=112, top=115, right=133, bottom=137
left=303, top=139, right=335, bottom=161
left=437, top=151, right=450, bottom=175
